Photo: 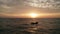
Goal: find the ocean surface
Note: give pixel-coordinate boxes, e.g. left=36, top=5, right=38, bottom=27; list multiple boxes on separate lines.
left=0, top=18, right=60, bottom=34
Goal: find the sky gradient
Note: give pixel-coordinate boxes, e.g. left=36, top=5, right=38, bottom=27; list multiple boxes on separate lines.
left=0, top=0, right=60, bottom=18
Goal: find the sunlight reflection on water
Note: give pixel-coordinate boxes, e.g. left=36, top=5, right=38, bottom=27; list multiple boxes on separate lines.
left=27, top=27, right=38, bottom=32
left=0, top=18, right=60, bottom=34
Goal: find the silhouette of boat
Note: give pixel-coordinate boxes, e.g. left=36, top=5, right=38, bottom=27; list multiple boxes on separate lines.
left=31, top=22, right=38, bottom=25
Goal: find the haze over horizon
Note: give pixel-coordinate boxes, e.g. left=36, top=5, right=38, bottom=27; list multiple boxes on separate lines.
left=0, top=0, right=60, bottom=18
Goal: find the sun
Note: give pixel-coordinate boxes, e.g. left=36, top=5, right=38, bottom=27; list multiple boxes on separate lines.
left=29, top=13, right=38, bottom=18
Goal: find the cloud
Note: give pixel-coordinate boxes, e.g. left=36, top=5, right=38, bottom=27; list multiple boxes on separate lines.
left=24, top=0, right=60, bottom=9
left=0, top=0, right=60, bottom=15
left=1, top=5, right=11, bottom=8
left=0, top=0, right=60, bottom=9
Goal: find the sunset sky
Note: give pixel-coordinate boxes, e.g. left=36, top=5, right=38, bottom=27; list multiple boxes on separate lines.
left=0, top=0, right=60, bottom=18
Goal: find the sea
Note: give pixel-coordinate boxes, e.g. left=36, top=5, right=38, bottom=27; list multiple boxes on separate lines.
left=0, top=18, right=60, bottom=34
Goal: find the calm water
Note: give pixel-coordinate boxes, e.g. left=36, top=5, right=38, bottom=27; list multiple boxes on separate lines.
left=0, top=18, right=60, bottom=34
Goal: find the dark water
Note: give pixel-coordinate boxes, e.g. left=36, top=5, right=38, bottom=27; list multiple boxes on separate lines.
left=0, top=18, right=60, bottom=34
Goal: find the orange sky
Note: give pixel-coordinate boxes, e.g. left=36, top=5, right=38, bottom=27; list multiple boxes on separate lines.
left=0, top=0, right=60, bottom=18
left=0, top=13, right=60, bottom=18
